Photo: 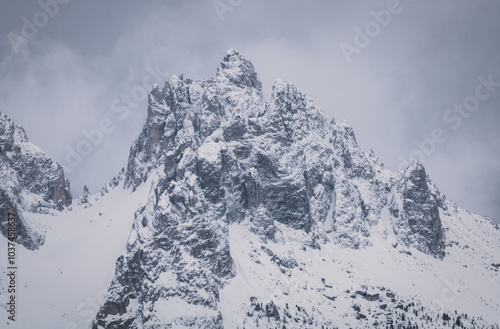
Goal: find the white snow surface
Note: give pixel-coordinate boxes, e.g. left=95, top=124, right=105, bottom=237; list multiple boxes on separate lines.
left=219, top=208, right=500, bottom=328
left=0, top=180, right=151, bottom=329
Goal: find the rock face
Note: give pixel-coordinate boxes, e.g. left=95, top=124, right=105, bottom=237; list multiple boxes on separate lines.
left=0, top=112, right=72, bottom=249
left=92, top=50, right=451, bottom=328
left=389, top=162, right=445, bottom=258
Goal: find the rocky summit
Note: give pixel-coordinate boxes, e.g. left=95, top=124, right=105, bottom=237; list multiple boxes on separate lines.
left=89, top=50, right=499, bottom=328
left=0, top=50, right=499, bottom=329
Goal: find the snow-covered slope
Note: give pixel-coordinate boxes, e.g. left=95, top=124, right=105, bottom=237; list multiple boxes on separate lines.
left=0, top=171, right=151, bottom=328
left=219, top=213, right=499, bottom=328
left=0, top=50, right=499, bottom=329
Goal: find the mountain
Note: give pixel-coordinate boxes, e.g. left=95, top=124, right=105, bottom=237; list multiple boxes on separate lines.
left=0, top=112, right=72, bottom=250
left=0, top=50, right=499, bottom=329
left=90, top=50, right=499, bottom=328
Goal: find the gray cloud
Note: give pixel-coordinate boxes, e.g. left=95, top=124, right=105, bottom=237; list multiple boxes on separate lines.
left=0, top=0, right=499, bottom=222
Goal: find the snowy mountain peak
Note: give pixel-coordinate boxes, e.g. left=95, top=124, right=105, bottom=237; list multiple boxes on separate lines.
left=404, top=160, right=425, bottom=174
left=223, top=48, right=239, bottom=58
left=88, top=51, right=500, bottom=328
left=0, top=111, right=72, bottom=250
left=218, top=49, right=262, bottom=91
left=0, top=112, right=29, bottom=144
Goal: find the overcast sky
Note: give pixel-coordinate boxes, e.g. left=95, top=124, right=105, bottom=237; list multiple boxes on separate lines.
left=0, top=0, right=499, bottom=223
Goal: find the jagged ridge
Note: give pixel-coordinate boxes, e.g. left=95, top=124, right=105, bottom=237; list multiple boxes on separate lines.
left=91, top=50, right=454, bottom=328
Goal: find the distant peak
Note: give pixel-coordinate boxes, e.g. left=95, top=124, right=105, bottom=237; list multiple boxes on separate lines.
left=407, top=160, right=425, bottom=173
left=223, top=48, right=241, bottom=61
left=0, top=111, right=13, bottom=127
left=402, top=161, right=429, bottom=185
left=0, top=111, right=29, bottom=143
left=217, top=49, right=262, bottom=91
left=271, top=79, right=296, bottom=94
